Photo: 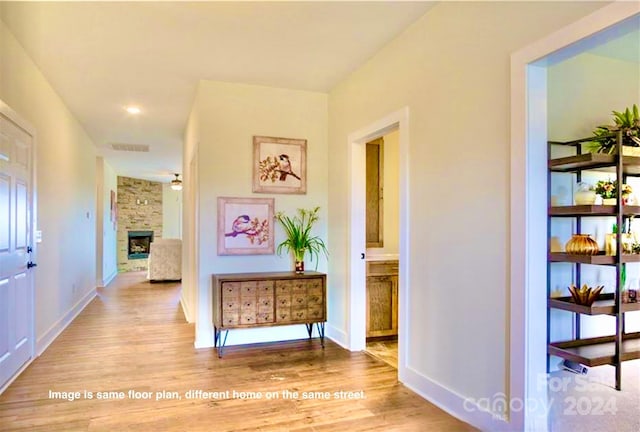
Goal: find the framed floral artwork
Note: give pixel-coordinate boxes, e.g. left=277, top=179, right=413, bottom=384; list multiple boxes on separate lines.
left=217, top=197, right=275, bottom=255
left=253, top=136, right=306, bottom=194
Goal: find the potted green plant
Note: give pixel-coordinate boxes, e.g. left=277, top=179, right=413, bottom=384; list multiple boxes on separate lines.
left=594, top=179, right=633, bottom=205
left=589, top=104, right=640, bottom=154
left=274, top=206, right=328, bottom=273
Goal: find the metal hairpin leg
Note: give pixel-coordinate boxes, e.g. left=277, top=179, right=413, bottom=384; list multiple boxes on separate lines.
left=305, top=322, right=325, bottom=349
left=317, top=322, right=325, bottom=348
left=305, top=323, right=314, bottom=338
left=215, top=327, right=229, bottom=358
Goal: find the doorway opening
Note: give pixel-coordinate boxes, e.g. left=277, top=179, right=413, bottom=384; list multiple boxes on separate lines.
left=362, top=130, right=400, bottom=370
left=512, top=5, right=639, bottom=430
left=348, top=107, right=409, bottom=379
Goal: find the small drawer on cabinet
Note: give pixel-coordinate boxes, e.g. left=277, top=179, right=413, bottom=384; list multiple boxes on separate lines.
left=307, top=285, right=323, bottom=297
left=367, top=261, right=399, bottom=276
left=223, top=300, right=240, bottom=311
left=222, top=313, right=239, bottom=327
left=276, top=310, right=291, bottom=322
left=292, top=282, right=308, bottom=294
left=241, top=299, right=256, bottom=311
left=256, top=312, right=274, bottom=324
left=291, top=309, right=307, bottom=321
left=221, top=283, right=241, bottom=299
left=275, top=281, right=292, bottom=295
left=308, top=278, right=322, bottom=289
left=240, top=313, right=257, bottom=325
left=276, top=296, right=291, bottom=308
left=292, top=295, right=307, bottom=307
left=307, top=294, right=323, bottom=306
left=258, top=297, right=273, bottom=309
left=240, top=282, right=257, bottom=297
left=257, top=281, right=274, bottom=297
left=307, top=306, right=324, bottom=320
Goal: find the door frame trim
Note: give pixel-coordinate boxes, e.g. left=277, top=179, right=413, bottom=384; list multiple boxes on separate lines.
left=347, top=107, right=409, bottom=376
left=0, top=99, right=37, bottom=393
left=510, top=3, right=640, bottom=430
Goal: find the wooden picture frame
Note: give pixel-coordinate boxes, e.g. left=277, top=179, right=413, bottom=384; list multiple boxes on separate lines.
left=217, top=197, right=275, bottom=255
left=253, top=136, right=307, bottom=194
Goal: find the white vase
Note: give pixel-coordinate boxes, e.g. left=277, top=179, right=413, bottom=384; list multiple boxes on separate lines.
left=602, top=198, right=617, bottom=205
left=574, top=190, right=597, bottom=205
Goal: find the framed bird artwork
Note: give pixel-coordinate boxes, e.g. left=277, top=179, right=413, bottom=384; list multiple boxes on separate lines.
left=253, top=136, right=307, bottom=194
left=217, top=197, right=275, bottom=255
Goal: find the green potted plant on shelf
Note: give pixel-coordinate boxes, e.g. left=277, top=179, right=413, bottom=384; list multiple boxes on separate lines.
left=274, top=206, right=328, bottom=273
left=589, top=104, right=640, bottom=154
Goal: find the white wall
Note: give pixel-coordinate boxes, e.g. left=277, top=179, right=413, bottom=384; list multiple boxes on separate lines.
left=327, top=1, right=607, bottom=427
left=101, top=159, right=118, bottom=285
left=0, top=20, right=97, bottom=351
left=548, top=52, right=640, bottom=347
left=548, top=53, right=640, bottom=141
left=96, top=157, right=117, bottom=287
left=181, top=95, right=200, bottom=325
left=162, top=183, right=182, bottom=239
left=191, top=80, right=328, bottom=348
left=367, top=128, right=399, bottom=256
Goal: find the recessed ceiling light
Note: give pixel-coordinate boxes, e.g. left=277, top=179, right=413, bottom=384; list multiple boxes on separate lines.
left=125, top=106, right=141, bottom=115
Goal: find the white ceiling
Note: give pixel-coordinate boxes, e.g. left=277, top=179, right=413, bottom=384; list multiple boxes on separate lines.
left=0, top=1, right=435, bottom=183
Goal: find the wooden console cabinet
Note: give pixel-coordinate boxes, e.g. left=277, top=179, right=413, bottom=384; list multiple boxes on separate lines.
left=366, top=260, right=398, bottom=338
left=212, top=271, right=326, bottom=357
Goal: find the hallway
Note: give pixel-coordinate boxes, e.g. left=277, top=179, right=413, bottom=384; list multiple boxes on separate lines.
left=0, top=273, right=475, bottom=431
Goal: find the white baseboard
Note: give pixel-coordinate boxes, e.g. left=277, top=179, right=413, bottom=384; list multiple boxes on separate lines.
left=0, top=356, right=35, bottom=395
left=401, top=365, right=512, bottom=432
left=194, top=322, right=215, bottom=349
left=36, top=288, right=97, bottom=356
left=325, top=323, right=349, bottom=349
left=180, top=291, right=193, bottom=323
left=101, top=269, right=118, bottom=287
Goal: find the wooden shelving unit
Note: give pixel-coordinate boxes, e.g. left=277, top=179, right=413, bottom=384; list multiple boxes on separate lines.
left=548, top=132, right=640, bottom=390
left=549, top=253, right=640, bottom=265
left=548, top=293, right=640, bottom=315
left=548, top=332, right=640, bottom=367
left=549, top=153, right=640, bottom=175
left=549, top=205, right=640, bottom=217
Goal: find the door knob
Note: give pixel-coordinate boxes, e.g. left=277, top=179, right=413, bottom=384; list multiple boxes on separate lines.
left=27, top=261, right=37, bottom=269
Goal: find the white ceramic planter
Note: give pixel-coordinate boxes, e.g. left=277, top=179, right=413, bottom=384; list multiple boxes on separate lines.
left=574, top=190, right=597, bottom=205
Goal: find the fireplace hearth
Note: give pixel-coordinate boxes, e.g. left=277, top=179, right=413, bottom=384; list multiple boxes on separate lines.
left=128, top=231, right=154, bottom=259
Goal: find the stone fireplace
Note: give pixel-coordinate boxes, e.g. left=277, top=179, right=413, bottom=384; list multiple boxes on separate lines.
left=127, top=230, right=154, bottom=259
left=117, top=176, right=163, bottom=272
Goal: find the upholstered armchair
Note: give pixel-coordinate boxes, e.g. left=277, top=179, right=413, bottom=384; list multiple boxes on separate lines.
left=147, top=238, right=182, bottom=281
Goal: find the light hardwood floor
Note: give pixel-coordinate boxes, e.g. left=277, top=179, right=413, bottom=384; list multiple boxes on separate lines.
left=0, top=272, right=476, bottom=431
left=366, top=340, right=398, bottom=369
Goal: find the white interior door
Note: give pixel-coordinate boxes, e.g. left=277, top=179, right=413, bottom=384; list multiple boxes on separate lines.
left=0, top=107, right=35, bottom=389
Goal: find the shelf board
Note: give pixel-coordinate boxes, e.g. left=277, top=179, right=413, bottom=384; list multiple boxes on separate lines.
left=549, top=253, right=640, bottom=264
left=549, top=154, right=640, bottom=174
left=548, top=332, right=640, bottom=367
left=548, top=293, right=640, bottom=315
left=549, top=205, right=640, bottom=216
left=549, top=153, right=615, bottom=172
